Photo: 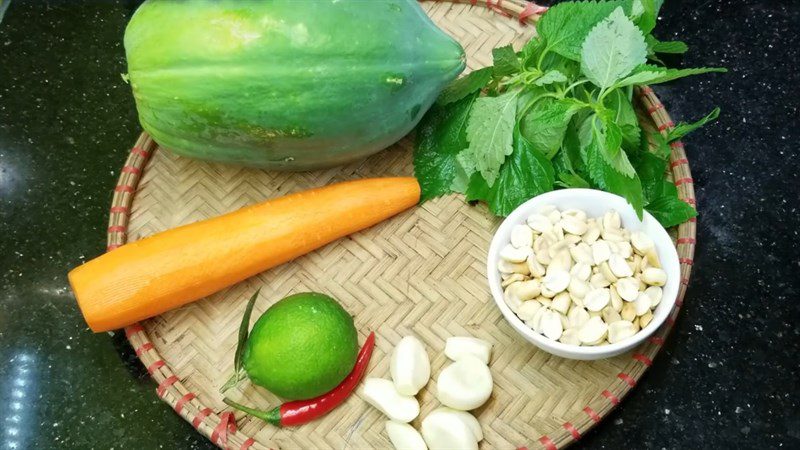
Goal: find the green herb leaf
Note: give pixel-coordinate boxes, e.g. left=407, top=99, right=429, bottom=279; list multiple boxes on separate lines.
left=221, top=288, right=261, bottom=393
left=463, top=91, right=518, bottom=186
left=667, top=107, right=720, bottom=142
left=465, top=129, right=555, bottom=216
left=580, top=7, right=648, bottom=89
left=492, top=45, right=521, bottom=77
left=414, top=93, right=478, bottom=201
left=521, top=37, right=546, bottom=67
left=632, top=0, right=657, bottom=34
left=646, top=194, right=697, bottom=227
left=614, top=64, right=727, bottom=88
left=633, top=151, right=667, bottom=201
left=651, top=39, right=689, bottom=54
left=556, top=172, right=592, bottom=188
left=644, top=129, right=672, bottom=159
left=537, top=1, right=629, bottom=61
left=580, top=116, right=645, bottom=216
left=534, top=70, right=568, bottom=86
left=436, top=68, right=493, bottom=106
left=582, top=114, right=637, bottom=177
left=605, top=89, right=641, bottom=149
left=520, top=97, right=584, bottom=159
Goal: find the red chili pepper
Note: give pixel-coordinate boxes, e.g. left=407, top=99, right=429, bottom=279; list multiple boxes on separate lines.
left=223, top=331, right=375, bottom=427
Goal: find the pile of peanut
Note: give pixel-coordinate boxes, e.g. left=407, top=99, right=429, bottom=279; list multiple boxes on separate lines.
left=500, top=205, right=666, bottom=346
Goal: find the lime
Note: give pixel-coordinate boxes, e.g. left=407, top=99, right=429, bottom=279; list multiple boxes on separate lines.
left=242, top=292, right=358, bottom=400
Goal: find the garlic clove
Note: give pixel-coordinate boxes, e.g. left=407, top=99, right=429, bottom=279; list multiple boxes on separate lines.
left=430, top=407, right=483, bottom=442
left=444, top=337, right=492, bottom=365
left=385, top=421, right=428, bottom=450
left=436, top=355, right=493, bottom=411
left=363, top=378, right=420, bottom=423
left=420, top=409, right=478, bottom=450
left=390, top=336, right=431, bottom=396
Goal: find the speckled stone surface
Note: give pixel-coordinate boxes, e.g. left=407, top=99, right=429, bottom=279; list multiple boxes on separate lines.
left=0, top=1, right=797, bottom=449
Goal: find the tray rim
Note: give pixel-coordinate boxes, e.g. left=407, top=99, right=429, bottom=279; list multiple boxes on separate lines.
left=111, top=2, right=697, bottom=449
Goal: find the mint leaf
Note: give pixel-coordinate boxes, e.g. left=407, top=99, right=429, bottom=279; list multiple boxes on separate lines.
left=614, top=64, right=727, bottom=88
left=605, top=89, right=641, bottom=148
left=492, top=45, right=520, bottom=77
left=646, top=194, right=697, bottom=227
left=651, top=39, right=689, bottom=54
left=534, top=70, right=568, bottom=86
left=667, top=107, right=720, bottom=142
left=519, top=97, right=584, bottom=159
left=537, top=1, right=629, bottom=61
left=464, top=91, right=518, bottom=186
left=466, top=129, right=555, bottom=216
left=580, top=8, right=648, bottom=89
left=414, top=93, right=477, bottom=201
left=521, top=37, right=546, bottom=67
left=581, top=114, right=637, bottom=177
left=436, top=68, right=493, bottom=106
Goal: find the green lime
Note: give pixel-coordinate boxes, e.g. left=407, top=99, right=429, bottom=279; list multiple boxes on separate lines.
left=242, top=292, right=358, bottom=400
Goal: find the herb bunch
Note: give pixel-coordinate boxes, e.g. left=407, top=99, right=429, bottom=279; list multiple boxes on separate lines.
left=413, top=0, right=726, bottom=227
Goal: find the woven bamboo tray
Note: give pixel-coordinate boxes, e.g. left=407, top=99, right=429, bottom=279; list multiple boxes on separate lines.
left=110, top=1, right=697, bottom=448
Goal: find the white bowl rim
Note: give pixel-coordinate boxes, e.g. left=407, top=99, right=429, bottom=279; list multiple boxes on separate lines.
left=487, top=188, right=680, bottom=358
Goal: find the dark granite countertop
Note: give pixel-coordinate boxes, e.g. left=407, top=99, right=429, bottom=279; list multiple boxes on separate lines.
left=1, top=0, right=797, bottom=448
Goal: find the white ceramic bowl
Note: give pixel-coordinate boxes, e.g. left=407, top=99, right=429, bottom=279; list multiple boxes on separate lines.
left=487, top=189, right=680, bottom=360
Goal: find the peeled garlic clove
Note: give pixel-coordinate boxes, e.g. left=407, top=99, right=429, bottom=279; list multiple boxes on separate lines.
left=385, top=421, right=428, bottom=450
left=551, top=292, right=571, bottom=315
left=527, top=213, right=552, bottom=233
left=642, top=267, right=667, bottom=286
left=430, top=407, right=483, bottom=442
left=363, top=378, right=420, bottom=423
left=421, top=409, right=478, bottom=450
left=584, top=288, right=611, bottom=312
left=578, top=317, right=608, bottom=345
left=633, top=293, right=652, bottom=316
left=568, top=306, right=590, bottom=329
left=591, top=240, right=611, bottom=264
left=607, top=320, right=637, bottom=344
left=543, top=270, right=570, bottom=293
left=645, top=286, right=663, bottom=308
left=391, top=336, right=431, bottom=396
left=436, top=355, right=493, bottom=411
left=559, top=328, right=581, bottom=345
left=445, top=337, right=492, bottom=365
left=500, top=244, right=531, bottom=263
left=608, top=254, right=634, bottom=278
left=541, top=311, right=564, bottom=340
left=510, top=224, right=534, bottom=249
left=616, top=277, right=640, bottom=301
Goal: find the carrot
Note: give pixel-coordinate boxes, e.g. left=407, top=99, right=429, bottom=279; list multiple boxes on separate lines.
left=69, top=177, right=420, bottom=332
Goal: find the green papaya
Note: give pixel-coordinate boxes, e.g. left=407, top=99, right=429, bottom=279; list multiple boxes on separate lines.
left=124, top=0, right=465, bottom=170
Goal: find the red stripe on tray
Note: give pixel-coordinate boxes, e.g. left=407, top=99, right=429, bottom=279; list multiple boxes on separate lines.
left=617, top=373, right=636, bottom=387
left=632, top=353, right=653, bottom=366
left=666, top=316, right=676, bottom=326
left=639, top=86, right=654, bottom=96
left=583, top=406, right=601, bottom=423
left=563, top=422, right=581, bottom=440
left=108, top=225, right=126, bottom=233
left=683, top=198, right=697, bottom=205
left=134, top=342, right=154, bottom=356
left=670, top=158, right=689, bottom=168
left=114, top=185, right=135, bottom=193
left=602, top=389, right=621, bottom=405
left=647, top=103, right=664, bottom=114
left=211, top=412, right=236, bottom=447
left=192, top=407, right=212, bottom=429
left=650, top=336, right=665, bottom=345
left=146, top=360, right=165, bottom=374
left=679, top=258, right=694, bottom=265
left=670, top=141, right=685, bottom=148
left=517, top=447, right=529, bottom=450
left=121, top=166, right=141, bottom=175
left=174, top=392, right=196, bottom=414
left=677, top=237, right=696, bottom=244
left=109, top=206, right=129, bottom=214
left=657, top=121, right=675, bottom=131
left=125, top=323, right=144, bottom=338
left=674, top=177, right=694, bottom=186
left=156, top=375, right=179, bottom=397
left=240, top=438, right=255, bottom=450
left=131, top=146, right=150, bottom=158
left=675, top=297, right=684, bottom=307
left=688, top=217, right=697, bottom=223
left=519, top=3, right=546, bottom=24
left=681, top=278, right=691, bottom=286
left=538, top=436, right=558, bottom=450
